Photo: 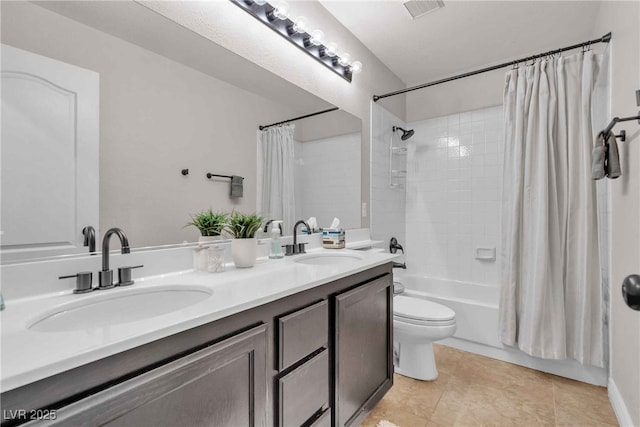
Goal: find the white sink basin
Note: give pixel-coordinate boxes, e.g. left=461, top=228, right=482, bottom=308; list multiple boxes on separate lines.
left=294, top=252, right=364, bottom=265
left=28, top=285, right=212, bottom=333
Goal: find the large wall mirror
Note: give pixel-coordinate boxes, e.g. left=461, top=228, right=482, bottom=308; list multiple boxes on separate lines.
left=1, top=1, right=362, bottom=263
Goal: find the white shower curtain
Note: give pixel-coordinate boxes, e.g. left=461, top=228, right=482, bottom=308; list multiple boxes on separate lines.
left=258, top=124, right=296, bottom=231
left=500, top=51, right=605, bottom=367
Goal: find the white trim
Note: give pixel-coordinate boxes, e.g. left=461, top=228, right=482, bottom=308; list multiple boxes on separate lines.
left=439, top=337, right=608, bottom=386
left=608, top=377, right=635, bottom=427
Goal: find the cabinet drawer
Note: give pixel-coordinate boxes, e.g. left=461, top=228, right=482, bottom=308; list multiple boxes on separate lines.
left=278, top=299, right=328, bottom=370
left=279, top=349, right=329, bottom=427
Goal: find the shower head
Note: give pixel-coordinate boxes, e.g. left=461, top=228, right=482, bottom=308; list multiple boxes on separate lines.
left=393, top=126, right=415, bottom=141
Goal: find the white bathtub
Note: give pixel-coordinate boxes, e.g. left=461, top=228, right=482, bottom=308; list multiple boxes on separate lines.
left=394, top=274, right=502, bottom=348
left=393, top=273, right=608, bottom=386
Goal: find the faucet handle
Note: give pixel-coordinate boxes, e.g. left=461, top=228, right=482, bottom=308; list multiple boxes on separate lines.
left=59, top=271, right=93, bottom=294
left=118, top=265, right=144, bottom=286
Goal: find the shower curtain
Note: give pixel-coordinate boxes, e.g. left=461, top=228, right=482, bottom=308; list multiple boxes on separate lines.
left=500, top=51, right=606, bottom=367
left=258, top=124, right=296, bottom=231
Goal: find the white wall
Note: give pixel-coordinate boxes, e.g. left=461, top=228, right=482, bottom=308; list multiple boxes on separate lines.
left=137, top=1, right=408, bottom=228
left=370, top=102, right=406, bottom=251
left=405, top=70, right=505, bottom=123
left=1, top=2, right=299, bottom=247
left=594, top=2, right=640, bottom=426
left=294, top=133, right=361, bottom=230
left=405, top=106, right=504, bottom=284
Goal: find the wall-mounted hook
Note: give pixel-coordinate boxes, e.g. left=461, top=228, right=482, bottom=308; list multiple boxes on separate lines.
left=615, top=130, right=626, bottom=142
left=181, top=169, right=189, bottom=176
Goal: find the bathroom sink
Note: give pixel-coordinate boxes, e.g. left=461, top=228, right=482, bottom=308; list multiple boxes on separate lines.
left=28, top=285, right=212, bottom=333
left=294, top=253, right=364, bottom=265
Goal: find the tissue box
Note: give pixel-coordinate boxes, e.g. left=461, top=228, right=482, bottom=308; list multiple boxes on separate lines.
left=322, top=228, right=345, bottom=249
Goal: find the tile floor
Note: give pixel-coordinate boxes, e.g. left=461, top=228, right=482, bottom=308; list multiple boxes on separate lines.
left=362, top=344, right=618, bottom=427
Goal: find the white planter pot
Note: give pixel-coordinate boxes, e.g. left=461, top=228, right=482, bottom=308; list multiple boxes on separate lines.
left=231, top=238, right=257, bottom=268
left=199, top=235, right=222, bottom=243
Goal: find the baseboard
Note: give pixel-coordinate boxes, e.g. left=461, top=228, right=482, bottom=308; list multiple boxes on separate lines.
left=608, top=377, right=635, bottom=427
left=439, top=337, right=608, bottom=386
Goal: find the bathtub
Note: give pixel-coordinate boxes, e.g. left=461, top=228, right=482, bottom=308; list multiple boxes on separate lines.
left=394, top=274, right=502, bottom=348
left=393, top=273, right=608, bottom=386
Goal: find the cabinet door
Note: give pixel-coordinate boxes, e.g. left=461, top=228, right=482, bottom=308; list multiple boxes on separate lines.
left=334, top=275, right=393, bottom=427
left=36, top=324, right=268, bottom=427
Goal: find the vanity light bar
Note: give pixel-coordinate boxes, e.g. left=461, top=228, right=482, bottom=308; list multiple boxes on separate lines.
left=231, top=0, right=361, bottom=82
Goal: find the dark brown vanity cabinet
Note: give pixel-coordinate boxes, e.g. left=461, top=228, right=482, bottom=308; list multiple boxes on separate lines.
left=276, top=300, right=330, bottom=427
left=3, top=264, right=393, bottom=427
left=24, top=324, right=269, bottom=427
left=334, top=276, right=394, bottom=427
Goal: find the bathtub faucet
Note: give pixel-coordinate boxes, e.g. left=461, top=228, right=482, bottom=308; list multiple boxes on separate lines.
left=390, top=237, right=406, bottom=269
left=390, top=237, right=404, bottom=254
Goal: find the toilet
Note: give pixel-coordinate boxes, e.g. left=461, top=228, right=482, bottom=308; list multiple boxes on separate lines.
left=393, top=294, right=456, bottom=381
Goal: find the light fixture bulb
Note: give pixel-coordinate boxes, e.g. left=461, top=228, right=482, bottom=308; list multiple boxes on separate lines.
left=293, top=16, right=309, bottom=34
left=310, top=29, right=325, bottom=46
left=325, top=42, right=338, bottom=57
left=350, top=61, right=363, bottom=74
left=272, top=0, right=289, bottom=20
left=338, top=52, right=351, bottom=67
left=254, top=0, right=267, bottom=5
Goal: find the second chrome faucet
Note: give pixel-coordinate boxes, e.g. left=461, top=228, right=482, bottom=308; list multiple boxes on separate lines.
left=99, top=227, right=131, bottom=289
left=284, top=220, right=311, bottom=256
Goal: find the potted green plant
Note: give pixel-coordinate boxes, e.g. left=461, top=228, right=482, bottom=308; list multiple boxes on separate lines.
left=226, top=212, right=263, bottom=268
left=186, top=209, right=229, bottom=242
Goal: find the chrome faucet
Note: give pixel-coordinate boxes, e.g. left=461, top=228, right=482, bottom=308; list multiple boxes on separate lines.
left=82, top=225, right=96, bottom=253
left=263, top=219, right=283, bottom=235
left=60, top=227, right=142, bottom=293
left=285, top=220, right=310, bottom=256
left=99, top=227, right=130, bottom=289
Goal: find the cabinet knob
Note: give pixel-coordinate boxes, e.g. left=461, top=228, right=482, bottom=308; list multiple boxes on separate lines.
left=622, top=274, right=640, bottom=311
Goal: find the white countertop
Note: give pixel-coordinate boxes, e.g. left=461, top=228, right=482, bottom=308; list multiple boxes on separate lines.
left=0, top=248, right=396, bottom=392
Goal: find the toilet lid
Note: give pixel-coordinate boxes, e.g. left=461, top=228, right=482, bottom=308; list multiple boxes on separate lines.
left=394, top=296, right=455, bottom=322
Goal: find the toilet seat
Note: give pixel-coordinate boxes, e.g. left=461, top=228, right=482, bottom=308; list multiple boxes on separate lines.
left=394, top=296, right=456, bottom=326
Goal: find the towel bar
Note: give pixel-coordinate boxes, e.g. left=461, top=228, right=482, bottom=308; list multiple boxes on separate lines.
left=602, top=111, right=640, bottom=137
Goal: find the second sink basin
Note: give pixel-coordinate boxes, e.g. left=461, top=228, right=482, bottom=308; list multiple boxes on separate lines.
left=294, top=252, right=364, bottom=265
left=28, top=285, right=212, bottom=333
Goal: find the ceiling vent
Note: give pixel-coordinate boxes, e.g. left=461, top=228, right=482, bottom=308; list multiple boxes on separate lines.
left=403, top=0, right=444, bottom=19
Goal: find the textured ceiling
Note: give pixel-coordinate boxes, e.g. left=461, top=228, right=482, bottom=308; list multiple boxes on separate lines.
left=319, top=0, right=603, bottom=86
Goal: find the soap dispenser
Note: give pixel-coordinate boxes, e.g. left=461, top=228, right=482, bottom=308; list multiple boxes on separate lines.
left=269, top=221, right=284, bottom=259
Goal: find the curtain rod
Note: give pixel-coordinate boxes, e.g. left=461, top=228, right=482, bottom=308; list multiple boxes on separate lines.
left=259, top=107, right=339, bottom=130
left=373, top=32, right=612, bottom=102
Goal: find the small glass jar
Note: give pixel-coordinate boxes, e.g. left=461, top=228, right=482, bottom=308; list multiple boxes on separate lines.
left=208, top=246, right=226, bottom=273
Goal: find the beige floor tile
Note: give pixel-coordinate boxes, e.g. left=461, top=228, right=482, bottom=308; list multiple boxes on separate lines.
left=379, top=373, right=449, bottom=419
left=365, top=346, right=618, bottom=427
left=552, top=376, right=618, bottom=426
left=433, top=344, right=465, bottom=376
left=454, top=352, right=555, bottom=403
left=361, top=399, right=429, bottom=427
left=429, top=377, right=556, bottom=426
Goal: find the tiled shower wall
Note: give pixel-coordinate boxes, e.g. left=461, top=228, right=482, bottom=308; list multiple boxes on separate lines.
left=370, top=102, right=406, bottom=249
left=404, top=106, right=609, bottom=287
left=405, top=106, right=504, bottom=285
left=294, top=133, right=361, bottom=229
